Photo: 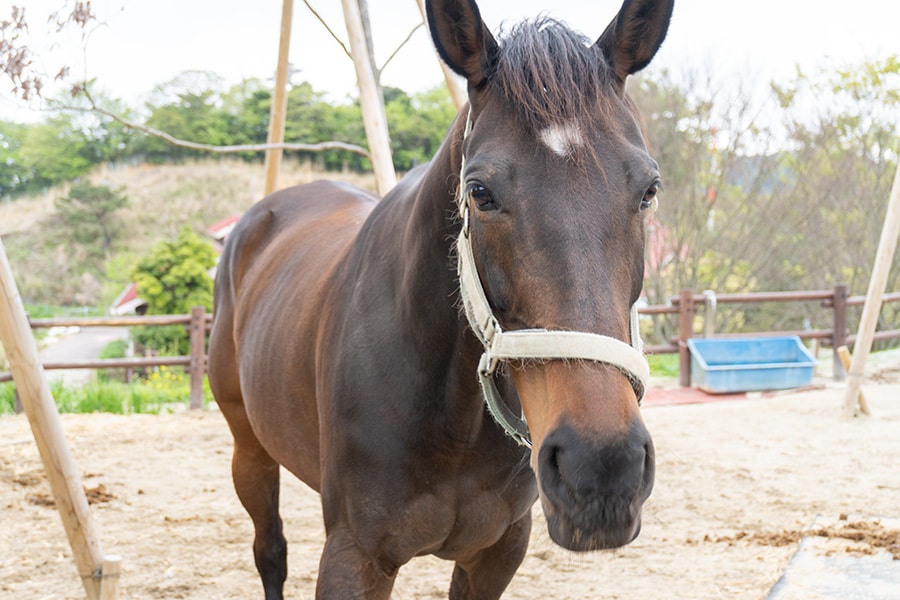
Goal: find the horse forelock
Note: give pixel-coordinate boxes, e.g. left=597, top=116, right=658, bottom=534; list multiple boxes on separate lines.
left=492, top=18, right=616, bottom=136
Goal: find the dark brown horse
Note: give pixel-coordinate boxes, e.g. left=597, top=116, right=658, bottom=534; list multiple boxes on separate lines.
left=208, top=0, right=673, bottom=597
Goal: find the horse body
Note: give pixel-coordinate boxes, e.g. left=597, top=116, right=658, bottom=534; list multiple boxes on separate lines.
left=209, top=0, right=673, bottom=597
left=211, top=125, right=537, bottom=594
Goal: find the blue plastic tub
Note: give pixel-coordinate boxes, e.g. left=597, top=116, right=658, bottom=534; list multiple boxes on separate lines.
left=687, top=336, right=817, bottom=394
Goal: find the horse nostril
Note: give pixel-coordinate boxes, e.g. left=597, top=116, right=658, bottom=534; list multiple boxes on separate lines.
left=539, top=440, right=573, bottom=503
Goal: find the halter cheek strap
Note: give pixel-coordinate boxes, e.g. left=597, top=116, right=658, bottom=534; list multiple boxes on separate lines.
left=456, top=110, right=650, bottom=448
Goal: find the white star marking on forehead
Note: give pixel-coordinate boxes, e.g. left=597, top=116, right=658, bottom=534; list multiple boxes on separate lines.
left=538, top=122, right=584, bottom=157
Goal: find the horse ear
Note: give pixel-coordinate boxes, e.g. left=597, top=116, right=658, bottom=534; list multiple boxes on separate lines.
left=596, top=0, right=674, bottom=82
left=426, top=0, right=499, bottom=87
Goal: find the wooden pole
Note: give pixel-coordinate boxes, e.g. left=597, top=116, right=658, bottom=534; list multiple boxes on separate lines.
left=342, top=0, right=397, bottom=195
left=678, top=289, right=695, bottom=387
left=98, top=555, right=121, bottom=600
left=842, top=162, right=900, bottom=417
left=189, top=306, right=205, bottom=410
left=264, top=0, right=294, bottom=196
left=837, top=346, right=871, bottom=415
left=0, top=236, right=107, bottom=599
left=414, top=0, right=466, bottom=110
left=831, top=283, right=849, bottom=380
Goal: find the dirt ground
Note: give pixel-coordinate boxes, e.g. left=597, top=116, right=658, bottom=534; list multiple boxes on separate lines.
left=2, top=372, right=899, bottom=599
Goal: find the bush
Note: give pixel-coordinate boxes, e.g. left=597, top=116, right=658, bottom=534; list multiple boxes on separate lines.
left=131, top=227, right=216, bottom=355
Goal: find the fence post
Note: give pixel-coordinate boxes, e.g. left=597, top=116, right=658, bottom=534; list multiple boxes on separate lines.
left=678, top=289, right=695, bottom=387
left=189, top=306, right=206, bottom=410
left=832, top=283, right=848, bottom=381
left=702, top=290, right=717, bottom=337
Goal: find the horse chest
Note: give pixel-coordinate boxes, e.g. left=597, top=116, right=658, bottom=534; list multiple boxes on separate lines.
left=354, top=461, right=535, bottom=567
left=438, top=471, right=537, bottom=558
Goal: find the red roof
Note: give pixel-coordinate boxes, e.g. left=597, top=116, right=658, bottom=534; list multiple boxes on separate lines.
left=207, top=215, right=241, bottom=240
left=110, top=282, right=145, bottom=315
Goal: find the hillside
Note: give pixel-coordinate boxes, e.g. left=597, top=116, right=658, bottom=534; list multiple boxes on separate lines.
left=0, top=160, right=377, bottom=308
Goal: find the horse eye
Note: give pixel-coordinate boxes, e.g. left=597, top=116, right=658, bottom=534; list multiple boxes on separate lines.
left=641, top=180, right=661, bottom=212
left=468, top=184, right=498, bottom=212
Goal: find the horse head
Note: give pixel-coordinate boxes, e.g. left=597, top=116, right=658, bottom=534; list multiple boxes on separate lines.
left=428, top=0, right=673, bottom=551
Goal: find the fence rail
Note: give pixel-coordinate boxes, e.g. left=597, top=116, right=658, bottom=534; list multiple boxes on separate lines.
left=2, top=286, right=899, bottom=397
left=0, top=307, right=210, bottom=409
left=640, top=284, right=900, bottom=386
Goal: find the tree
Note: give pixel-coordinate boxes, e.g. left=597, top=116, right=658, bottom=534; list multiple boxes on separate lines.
left=131, top=228, right=216, bottom=355
left=55, top=181, right=128, bottom=257
left=129, top=73, right=232, bottom=163
left=385, top=85, right=455, bottom=171
left=771, top=56, right=900, bottom=341
left=19, top=114, right=95, bottom=189
left=772, top=56, right=900, bottom=293
left=629, top=68, right=790, bottom=340
left=631, top=58, right=900, bottom=345
left=0, top=120, right=27, bottom=196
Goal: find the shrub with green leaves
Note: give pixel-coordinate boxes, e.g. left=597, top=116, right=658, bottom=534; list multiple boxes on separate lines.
left=131, top=227, right=216, bottom=355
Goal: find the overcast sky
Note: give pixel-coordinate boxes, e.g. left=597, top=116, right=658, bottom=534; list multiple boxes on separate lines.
left=3, top=0, right=899, bottom=122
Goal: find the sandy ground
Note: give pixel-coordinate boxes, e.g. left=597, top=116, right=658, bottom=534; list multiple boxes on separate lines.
left=1, top=372, right=899, bottom=599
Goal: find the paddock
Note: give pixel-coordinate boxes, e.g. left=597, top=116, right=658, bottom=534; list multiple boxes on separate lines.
left=2, top=372, right=898, bottom=599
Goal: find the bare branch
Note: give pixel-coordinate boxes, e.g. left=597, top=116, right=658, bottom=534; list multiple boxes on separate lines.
left=70, top=88, right=370, bottom=158
left=379, top=23, right=424, bottom=75
left=301, top=0, right=351, bottom=60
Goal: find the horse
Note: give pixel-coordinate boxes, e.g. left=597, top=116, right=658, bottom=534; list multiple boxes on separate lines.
left=207, top=0, right=673, bottom=597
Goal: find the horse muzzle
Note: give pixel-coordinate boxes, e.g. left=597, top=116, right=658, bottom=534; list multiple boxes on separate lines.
left=536, top=419, right=655, bottom=551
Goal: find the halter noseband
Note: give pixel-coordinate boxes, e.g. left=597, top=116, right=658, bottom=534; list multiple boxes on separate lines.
left=456, top=110, right=650, bottom=448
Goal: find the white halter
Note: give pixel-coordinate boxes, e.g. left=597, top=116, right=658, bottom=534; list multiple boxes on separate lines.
left=455, top=111, right=650, bottom=448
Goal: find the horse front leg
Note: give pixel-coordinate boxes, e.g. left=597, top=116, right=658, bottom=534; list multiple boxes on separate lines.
left=449, top=512, right=532, bottom=600
left=315, top=527, right=398, bottom=599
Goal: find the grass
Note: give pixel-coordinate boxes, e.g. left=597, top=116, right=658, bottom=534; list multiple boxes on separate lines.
left=1, top=354, right=682, bottom=417
left=648, top=353, right=680, bottom=379
left=0, top=367, right=215, bottom=416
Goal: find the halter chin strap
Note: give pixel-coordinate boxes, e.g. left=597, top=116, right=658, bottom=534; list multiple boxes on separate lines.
left=455, top=110, right=650, bottom=448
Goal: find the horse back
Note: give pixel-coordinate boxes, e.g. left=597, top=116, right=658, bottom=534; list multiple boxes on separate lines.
left=209, top=180, right=377, bottom=488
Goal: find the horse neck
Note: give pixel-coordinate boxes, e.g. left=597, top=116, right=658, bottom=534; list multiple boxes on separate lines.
left=368, top=110, right=508, bottom=442
left=390, top=109, right=480, bottom=360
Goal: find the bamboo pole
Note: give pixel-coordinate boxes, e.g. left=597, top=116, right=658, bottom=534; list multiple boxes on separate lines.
left=264, top=0, right=295, bottom=196
left=0, top=236, right=108, bottom=599
left=414, top=0, right=466, bottom=110
left=842, top=162, right=900, bottom=417
left=342, top=0, right=397, bottom=195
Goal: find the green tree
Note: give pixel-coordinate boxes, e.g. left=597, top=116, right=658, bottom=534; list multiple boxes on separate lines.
left=55, top=181, right=128, bottom=257
left=131, top=227, right=216, bottom=355
left=19, top=114, right=94, bottom=189
left=385, top=85, right=456, bottom=171
left=0, top=120, right=29, bottom=196
left=128, top=71, right=231, bottom=163
left=283, top=81, right=369, bottom=171
left=221, top=79, right=271, bottom=159
left=130, top=90, right=230, bottom=163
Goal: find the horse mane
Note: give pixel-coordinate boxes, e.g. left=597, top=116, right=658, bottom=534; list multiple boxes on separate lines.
left=493, top=17, right=615, bottom=131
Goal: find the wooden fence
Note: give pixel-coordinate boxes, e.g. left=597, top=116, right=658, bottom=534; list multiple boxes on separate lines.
left=2, top=285, right=900, bottom=398
left=641, top=285, right=900, bottom=386
left=0, top=307, right=210, bottom=409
